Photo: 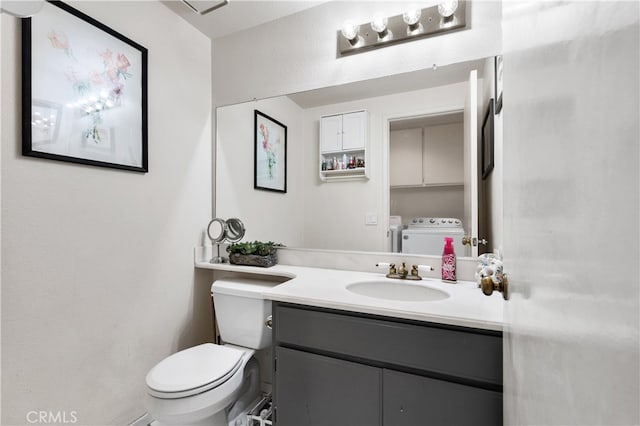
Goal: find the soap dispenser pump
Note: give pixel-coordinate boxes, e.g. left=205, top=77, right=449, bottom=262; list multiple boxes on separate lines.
left=441, top=237, right=457, bottom=283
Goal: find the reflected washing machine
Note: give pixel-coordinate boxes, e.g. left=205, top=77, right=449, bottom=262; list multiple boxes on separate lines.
left=401, top=217, right=469, bottom=256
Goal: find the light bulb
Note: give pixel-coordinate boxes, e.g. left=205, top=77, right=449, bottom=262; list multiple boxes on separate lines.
left=341, top=20, right=360, bottom=42
left=438, top=0, right=458, bottom=18
left=402, top=8, right=421, bottom=26
left=370, top=15, right=388, bottom=34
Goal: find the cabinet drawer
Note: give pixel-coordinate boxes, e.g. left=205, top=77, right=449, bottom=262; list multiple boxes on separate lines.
left=274, top=303, right=502, bottom=386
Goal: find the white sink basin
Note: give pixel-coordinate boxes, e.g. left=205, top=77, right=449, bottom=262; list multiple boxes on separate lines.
left=346, top=280, right=450, bottom=302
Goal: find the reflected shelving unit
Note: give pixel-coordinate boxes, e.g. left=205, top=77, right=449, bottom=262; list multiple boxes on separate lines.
left=319, top=110, right=369, bottom=182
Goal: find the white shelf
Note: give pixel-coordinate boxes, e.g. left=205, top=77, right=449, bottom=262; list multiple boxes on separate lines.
left=390, top=182, right=464, bottom=189
left=323, top=167, right=366, bottom=175
left=320, top=167, right=368, bottom=181
left=321, top=147, right=365, bottom=155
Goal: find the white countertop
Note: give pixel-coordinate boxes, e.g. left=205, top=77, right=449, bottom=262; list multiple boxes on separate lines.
left=196, top=260, right=504, bottom=332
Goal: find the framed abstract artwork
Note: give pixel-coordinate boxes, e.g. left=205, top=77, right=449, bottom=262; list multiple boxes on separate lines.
left=254, top=110, right=287, bottom=193
left=22, top=1, right=148, bottom=172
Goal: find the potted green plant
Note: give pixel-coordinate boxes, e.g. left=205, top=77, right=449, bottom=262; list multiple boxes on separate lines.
left=226, top=241, right=282, bottom=267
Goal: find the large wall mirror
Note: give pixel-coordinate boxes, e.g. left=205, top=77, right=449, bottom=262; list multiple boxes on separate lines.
left=215, top=56, right=502, bottom=260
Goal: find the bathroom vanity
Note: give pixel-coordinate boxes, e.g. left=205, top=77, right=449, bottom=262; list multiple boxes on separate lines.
left=272, top=302, right=502, bottom=426
left=196, top=254, right=504, bottom=426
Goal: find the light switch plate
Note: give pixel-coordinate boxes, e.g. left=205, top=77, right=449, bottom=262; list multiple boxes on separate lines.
left=365, top=213, right=378, bottom=225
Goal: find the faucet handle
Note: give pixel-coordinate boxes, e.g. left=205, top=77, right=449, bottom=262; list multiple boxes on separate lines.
left=375, top=262, right=396, bottom=272
left=376, top=262, right=393, bottom=270
left=416, top=264, right=434, bottom=274
left=410, top=265, right=420, bottom=278
left=407, top=264, right=434, bottom=280
left=375, top=262, right=396, bottom=271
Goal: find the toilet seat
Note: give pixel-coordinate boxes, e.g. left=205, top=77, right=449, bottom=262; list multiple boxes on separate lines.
left=146, top=343, right=245, bottom=399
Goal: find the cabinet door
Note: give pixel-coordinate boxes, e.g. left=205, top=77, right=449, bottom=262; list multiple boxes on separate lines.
left=275, top=347, right=381, bottom=426
left=423, top=122, right=464, bottom=185
left=390, top=128, right=423, bottom=186
left=341, top=111, right=366, bottom=150
left=383, top=369, right=502, bottom=426
left=320, top=115, right=342, bottom=153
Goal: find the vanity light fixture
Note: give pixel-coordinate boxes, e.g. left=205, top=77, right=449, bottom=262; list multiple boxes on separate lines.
left=337, top=1, right=467, bottom=56
left=370, top=14, right=390, bottom=40
left=438, top=0, right=459, bottom=18
left=341, top=20, right=361, bottom=46
left=402, top=8, right=422, bottom=33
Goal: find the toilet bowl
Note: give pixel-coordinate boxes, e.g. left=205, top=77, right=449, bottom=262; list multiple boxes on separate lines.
left=145, top=278, right=276, bottom=426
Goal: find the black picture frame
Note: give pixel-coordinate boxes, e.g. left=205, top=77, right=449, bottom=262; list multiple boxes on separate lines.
left=482, top=98, right=495, bottom=180
left=254, top=110, right=287, bottom=193
left=22, top=1, right=148, bottom=172
left=495, top=55, right=503, bottom=114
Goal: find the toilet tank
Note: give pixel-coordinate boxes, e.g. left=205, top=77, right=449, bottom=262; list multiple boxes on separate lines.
left=211, top=277, right=278, bottom=349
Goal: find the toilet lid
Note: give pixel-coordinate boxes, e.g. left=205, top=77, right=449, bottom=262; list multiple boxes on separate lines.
left=146, top=343, right=244, bottom=395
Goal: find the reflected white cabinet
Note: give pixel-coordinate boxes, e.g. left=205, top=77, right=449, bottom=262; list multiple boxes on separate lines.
left=390, top=121, right=463, bottom=187
left=423, top=123, right=464, bottom=185
left=320, top=114, right=343, bottom=152
left=390, top=128, right=423, bottom=186
left=319, top=110, right=368, bottom=181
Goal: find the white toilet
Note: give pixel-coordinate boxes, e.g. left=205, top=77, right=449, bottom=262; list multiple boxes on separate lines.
left=145, top=278, right=275, bottom=426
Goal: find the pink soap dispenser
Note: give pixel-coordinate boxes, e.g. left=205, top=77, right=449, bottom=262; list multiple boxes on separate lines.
left=441, top=237, right=457, bottom=283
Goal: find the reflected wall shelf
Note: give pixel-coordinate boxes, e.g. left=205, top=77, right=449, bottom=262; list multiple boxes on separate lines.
left=321, top=167, right=368, bottom=181
left=319, top=110, right=369, bottom=182
left=390, top=182, right=464, bottom=189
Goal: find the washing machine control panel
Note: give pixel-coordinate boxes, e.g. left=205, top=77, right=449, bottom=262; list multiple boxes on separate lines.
left=408, top=217, right=463, bottom=228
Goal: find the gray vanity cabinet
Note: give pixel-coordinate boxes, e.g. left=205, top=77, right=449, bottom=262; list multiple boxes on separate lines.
left=275, top=346, right=382, bottom=426
left=383, top=369, right=502, bottom=425
left=272, top=302, right=503, bottom=426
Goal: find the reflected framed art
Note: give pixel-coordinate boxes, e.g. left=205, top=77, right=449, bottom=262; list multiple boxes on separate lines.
left=254, top=110, right=287, bottom=193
